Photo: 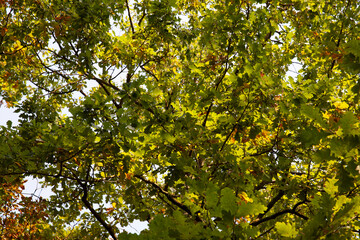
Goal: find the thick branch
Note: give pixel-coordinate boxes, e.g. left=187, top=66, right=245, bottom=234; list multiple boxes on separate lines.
left=250, top=201, right=308, bottom=226
left=81, top=188, right=118, bottom=240
left=69, top=168, right=118, bottom=240
left=257, top=190, right=285, bottom=220
left=202, top=102, right=213, bottom=127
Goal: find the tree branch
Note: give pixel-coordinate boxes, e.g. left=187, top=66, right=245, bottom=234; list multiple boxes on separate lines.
left=95, top=79, right=121, bottom=109
left=250, top=200, right=308, bottom=226
left=125, top=0, right=135, bottom=34
left=81, top=187, right=118, bottom=240
left=220, top=101, right=251, bottom=152
left=134, top=174, right=202, bottom=222
left=254, top=226, right=275, bottom=239
left=327, top=0, right=350, bottom=77
left=68, top=169, right=118, bottom=240
left=202, top=38, right=232, bottom=128
left=257, top=190, right=285, bottom=220
left=202, top=102, right=213, bottom=127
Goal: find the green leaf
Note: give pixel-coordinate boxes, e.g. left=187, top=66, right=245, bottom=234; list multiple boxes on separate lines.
left=237, top=202, right=266, bottom=217
left=275, top=222, right=298, bottom=238
left=339, top=112, right=358, bottom=136
left=300, top=104, right=326, bottom=127
left=220, top=187, right=237, bottom=215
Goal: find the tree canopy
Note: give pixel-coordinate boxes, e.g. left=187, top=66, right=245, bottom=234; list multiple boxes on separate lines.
left=1, top=0, right=360, bottom=239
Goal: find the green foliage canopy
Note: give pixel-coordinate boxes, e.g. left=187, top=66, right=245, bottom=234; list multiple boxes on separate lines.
left=1, top=0, right=360, bottom=239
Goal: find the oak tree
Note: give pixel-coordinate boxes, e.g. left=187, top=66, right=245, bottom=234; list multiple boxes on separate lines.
left=1, top=0, right=360, bottom=239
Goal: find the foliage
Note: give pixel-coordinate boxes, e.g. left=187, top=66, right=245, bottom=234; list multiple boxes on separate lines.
left=1, top=0, right=360, bottom=239
left=0, top=178, right=49, bottom=239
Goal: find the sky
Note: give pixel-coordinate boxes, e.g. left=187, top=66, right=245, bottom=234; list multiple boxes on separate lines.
left=0, top=106, right=19, bottom=126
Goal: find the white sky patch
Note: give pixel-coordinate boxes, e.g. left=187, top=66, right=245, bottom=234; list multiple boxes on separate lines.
left=23, top=176, right=54, bottom=199
left=0, top=106, right=19, bottom=126
left=287, top=57, right=303, bottom=79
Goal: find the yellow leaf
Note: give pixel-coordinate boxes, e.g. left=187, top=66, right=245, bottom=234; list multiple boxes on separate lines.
left=94, top=136, right=101, bottom=143
left=322, top=111, right=331, bottom=120
left=238, top=192, right=253, bottom=203
left=14, top=40, right=22, bottom=49
left=324, top=177, right=338, bottom=197
left=334, top=101, right=349, bottom=110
